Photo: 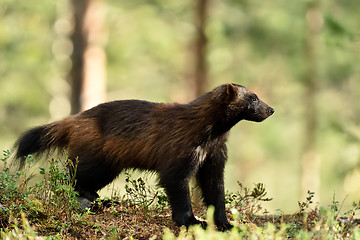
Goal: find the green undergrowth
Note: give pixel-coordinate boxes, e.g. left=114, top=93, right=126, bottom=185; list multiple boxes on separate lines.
left=1, top=150, right=360, bottom=239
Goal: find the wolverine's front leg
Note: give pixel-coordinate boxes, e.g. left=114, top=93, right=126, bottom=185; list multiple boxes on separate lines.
left=159, top=172, right=207, bottom=229
left=196, top=149, right=233, bottom=231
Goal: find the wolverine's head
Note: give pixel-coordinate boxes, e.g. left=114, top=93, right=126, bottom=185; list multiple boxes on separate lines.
left=225, top=83, right=274, bottom=122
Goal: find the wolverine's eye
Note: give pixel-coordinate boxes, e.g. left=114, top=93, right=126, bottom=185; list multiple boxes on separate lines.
left=250, top=95, right=258, bottom=102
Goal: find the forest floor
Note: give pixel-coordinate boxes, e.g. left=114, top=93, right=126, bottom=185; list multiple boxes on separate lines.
left=20, top=198, right=360, bottom=239
left=2, top=185, right=360, bottom=239
left=1, top=154, right=360, bottom=239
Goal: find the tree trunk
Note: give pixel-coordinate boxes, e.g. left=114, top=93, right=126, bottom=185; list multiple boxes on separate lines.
left=70, top=0, right=106, bottom=114
left=301, top=0, right=322, bottom=200
left=192, top=0, right=209, bottom=97
left=191, top=0, right=210, bottom=202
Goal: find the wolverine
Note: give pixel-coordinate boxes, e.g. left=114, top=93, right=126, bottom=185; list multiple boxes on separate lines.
left=14, top=83, right=274, bottom=231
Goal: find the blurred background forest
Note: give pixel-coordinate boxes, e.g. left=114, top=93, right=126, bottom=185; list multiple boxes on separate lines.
left=0, top=0, right=360, bottom=213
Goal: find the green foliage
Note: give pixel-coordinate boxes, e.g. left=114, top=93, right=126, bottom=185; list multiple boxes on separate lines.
left=298, top=190, right=315, bottom=216
left=31, top=157, right=80, bottom=222
left=0, top=151, right=34, bottom=217
left=124, top=171, right=168, bottom=210
left=0, top=151, right=83, bottom=238
left=225, top=182, right=273, bottom=221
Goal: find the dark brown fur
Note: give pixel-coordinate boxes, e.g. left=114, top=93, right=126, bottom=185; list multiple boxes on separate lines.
left=14, top=83, right=274, bottom=230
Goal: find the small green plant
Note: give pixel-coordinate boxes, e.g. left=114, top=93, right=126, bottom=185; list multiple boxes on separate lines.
left=0, top=152, right=86, bottom=237
left=27, top=156, right=80, bottom=226
left=123, top=171, right=168, bottom=210
left=298, top=190, right=315, bottom=216
left=156, top=190, right=168, bottom=210
left=45, top=158, right=79, bottom=218
left=225, top=182, right=272, bottom=223
left=0, top=151, right=35, bottom=225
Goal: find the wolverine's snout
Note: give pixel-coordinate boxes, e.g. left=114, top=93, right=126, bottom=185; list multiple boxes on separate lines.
left=268, top=107, right=274, bottom=116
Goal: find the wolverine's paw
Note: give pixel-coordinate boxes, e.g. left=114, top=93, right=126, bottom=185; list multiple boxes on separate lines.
left=77, top=196, right=93, bottom=210
left=186, top=218, right=207, bottom=230
left=215, top=221, right=233, bottom=231
left=196, top=220, right=208, bottom=230
left=174, top=215, right=207, bottom=229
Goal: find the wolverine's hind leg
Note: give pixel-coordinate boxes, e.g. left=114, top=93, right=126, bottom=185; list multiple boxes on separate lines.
left=69, top=154, right=121, bottom=206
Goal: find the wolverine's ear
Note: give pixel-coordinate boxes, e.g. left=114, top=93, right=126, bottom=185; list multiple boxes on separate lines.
left=226, top=83, right=238, bottom=99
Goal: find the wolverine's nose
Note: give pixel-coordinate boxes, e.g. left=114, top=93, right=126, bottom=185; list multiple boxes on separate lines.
left=268, top=108, right=274, bottom=115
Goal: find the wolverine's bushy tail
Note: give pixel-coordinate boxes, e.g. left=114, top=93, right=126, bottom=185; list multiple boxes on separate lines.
left=14, top=121, right=70, bottom=168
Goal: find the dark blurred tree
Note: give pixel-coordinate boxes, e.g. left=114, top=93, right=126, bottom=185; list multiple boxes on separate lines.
left=192, top=0, right=209, bottom=97
left=70, top=0, right=106, bottom=114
